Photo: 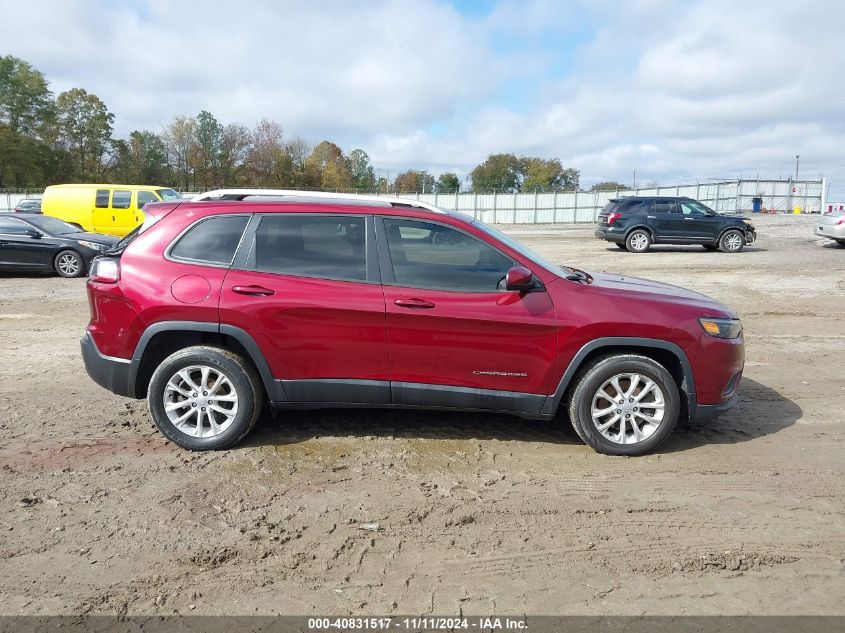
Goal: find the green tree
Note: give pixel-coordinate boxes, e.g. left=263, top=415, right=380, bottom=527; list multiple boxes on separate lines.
left=470, top=153, right=522, bottom=192
left=435, top=172, right=460, bottom=193
left=393, top=170, right=435, bottom=193
left=347, top=148, right=376, bottom=191
left=219, top=123, right=252, bottom=186
left=590, top=181, right=630, bottom=192
left=162, top=115, right=196, bottom=190
left=192, top=110, right=223, bottom=188
left=520, top=157, right=578, bottom=191
left=304, top=140, right=350, bottom=190
left=246, top=119, right=284, bottom=187
left=113, top=130, right=172, bottom=184
left=55, top=88, right=114, bottom=180
left=0, top=55, right=53, bottom=136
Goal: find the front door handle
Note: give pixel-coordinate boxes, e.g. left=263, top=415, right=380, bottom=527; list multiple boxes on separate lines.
left=232, top=285, right=275, bottom=297
left=394, top=298, right=435, bottom=309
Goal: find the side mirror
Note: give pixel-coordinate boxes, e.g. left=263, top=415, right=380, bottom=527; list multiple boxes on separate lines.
left=505, top=265, right=534, bottom=291
left=26, top=229, right=42, bottom=239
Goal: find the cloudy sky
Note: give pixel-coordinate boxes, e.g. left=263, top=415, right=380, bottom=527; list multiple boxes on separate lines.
left=2, top=0, right=844, bottom=196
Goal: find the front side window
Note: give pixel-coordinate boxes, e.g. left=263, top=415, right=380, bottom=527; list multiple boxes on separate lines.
left=249, top=215, right=367, bottom=282
left=95, top=189, right=110, bottom=208
left=170, top=215, right=250, bottom=265
left=112, top=190, right=132, bottom=209
left=138, top=191, right=158, bottom=208
left=0, top=217, right=30, bottom=235
left=383, top=218, right=515, bottom=292
left=681, top=200, right=714, bottom=216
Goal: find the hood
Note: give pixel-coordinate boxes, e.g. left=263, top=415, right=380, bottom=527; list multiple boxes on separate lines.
left=584, top=271, right=736, bottom=317
left=65, top=231, right=120, bottom=245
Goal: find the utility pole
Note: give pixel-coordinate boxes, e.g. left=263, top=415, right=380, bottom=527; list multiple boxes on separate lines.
left=795, top=155, right=800, bottom=180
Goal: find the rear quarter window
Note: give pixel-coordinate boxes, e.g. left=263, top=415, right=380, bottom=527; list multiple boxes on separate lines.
left=170, top=215, right=250, bottom=265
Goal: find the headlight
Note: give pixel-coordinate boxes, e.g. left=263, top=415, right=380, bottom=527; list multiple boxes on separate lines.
left=699, top=317, right=743, bottom=339
left=743, top=220, right=754, bottom=225
left=78, top=240, right=107, bottom=251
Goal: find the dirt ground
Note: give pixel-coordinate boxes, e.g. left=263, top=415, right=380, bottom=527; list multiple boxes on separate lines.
left=0, top=214, right=843, bottom=616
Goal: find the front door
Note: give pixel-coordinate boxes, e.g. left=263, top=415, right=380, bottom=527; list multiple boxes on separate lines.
left=377, top=217, right=558, bottom=413
left=0, top=217, right=54, bottom=270
left=677, top=199, right=721, bottom=240
left=92, top=188, right=112, bottom=233
left=219, top=213, right=390, bottom=404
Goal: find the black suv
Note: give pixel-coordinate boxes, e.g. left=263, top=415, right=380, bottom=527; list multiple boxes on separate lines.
left=594, top=196, right=756, bottom=253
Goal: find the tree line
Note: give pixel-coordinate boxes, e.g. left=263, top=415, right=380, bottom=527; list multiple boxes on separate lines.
left=1, top=56, right=629, bottom=194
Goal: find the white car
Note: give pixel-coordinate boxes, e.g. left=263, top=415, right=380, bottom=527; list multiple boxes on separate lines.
left=815, top=211, right=845, bottom=246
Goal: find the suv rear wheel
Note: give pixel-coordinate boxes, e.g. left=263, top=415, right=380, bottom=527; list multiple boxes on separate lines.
left=719, top=229, right=745, bottom=253
left=568, top=354, right=680, bottom=456
left=625, top=229, right=652, bottom=253
left=147, top=346, right=263, bottom=450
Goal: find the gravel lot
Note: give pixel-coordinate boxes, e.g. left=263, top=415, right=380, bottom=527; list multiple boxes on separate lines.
left=1, top=214, right=843, bottom=615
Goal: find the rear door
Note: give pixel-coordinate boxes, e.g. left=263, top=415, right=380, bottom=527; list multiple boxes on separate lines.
left=219, top=212, right=390, bottom=404
left=650, top=200, right=681, bottom=239
left=377, top=216, right=558, bottom=412
left=0, top=217, right=53, bottom=269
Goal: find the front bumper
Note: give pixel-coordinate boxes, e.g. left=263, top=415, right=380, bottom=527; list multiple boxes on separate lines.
left=815, top=224, right=845, bottom=240
left=80, top=332, right=135, bottom=398
left=694, top=393, right=738, bottom=423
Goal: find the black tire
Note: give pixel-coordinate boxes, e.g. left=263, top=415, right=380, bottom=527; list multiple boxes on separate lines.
left=147, top=346, right=263, bottom=451
left=836, top=239, right=845, bottom=247
left=719, top=229, right=745, bottom=253
left=567, top=354, right=680, bottom=456
left=702, top=244, right=719, bottom=251
left=615, top=243, right=627, bottom=250
left=54, top=249, right=85, bottom=278
left=625, top=229, right=652, bottom=253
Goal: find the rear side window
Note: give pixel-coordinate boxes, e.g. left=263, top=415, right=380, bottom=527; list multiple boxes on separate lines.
left=137, top=191, right=158, bottom=208
left=112, top=190, right=132, bottom=209
left=170, top=215, right=249, bottom=265
left=248, top=215, right=367, bottom=282
left=619, top=200, right=649, bottom=213
left=95, top=189, right=110, bottom=208
left=0, top=217, right=30, bottom=234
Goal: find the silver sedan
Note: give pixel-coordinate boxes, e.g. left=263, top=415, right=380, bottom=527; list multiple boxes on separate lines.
left=815, top=211, right=845, bottom=245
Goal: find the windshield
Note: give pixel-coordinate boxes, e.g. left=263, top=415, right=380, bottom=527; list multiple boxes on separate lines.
left=155, top=188, right=181, bottom=201
left=25, top=215, right=82, bottom=235
left=472, top=221, right=571, bottom=276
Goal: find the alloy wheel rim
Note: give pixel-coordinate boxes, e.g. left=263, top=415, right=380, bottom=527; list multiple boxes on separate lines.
left=58, top=254, right=80, bottom=276
left=631, top=233, right=648, bottom=251
left=590, top=372, right=665, bottom=444
left=163, top=365, right=238, bottom=438
left=725, top=233, right=742, bottom=250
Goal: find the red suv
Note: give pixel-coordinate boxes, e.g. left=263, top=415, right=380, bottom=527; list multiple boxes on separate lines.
left=81, top=190, right=744, bottom=456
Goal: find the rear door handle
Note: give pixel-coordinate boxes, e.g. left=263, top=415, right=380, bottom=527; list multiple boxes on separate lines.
left=394, top=298, right=435, bottom=309
left=232, top=285, right=275, bottom=297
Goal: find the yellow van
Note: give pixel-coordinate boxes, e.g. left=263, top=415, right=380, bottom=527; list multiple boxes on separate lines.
left=41, top=184, right=181, bottom=236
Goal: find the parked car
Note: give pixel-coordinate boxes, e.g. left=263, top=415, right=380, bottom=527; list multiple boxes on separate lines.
left=594, top=196, right=756, bottom=253
left=13, top=198, right=42, bottom=213
left=42, top=184, right=181, bottom=237
left=81, top=190, right=744, bottom=456
left=0, top=213, right=118, bottom=277
left=814, top=211, right=845, bottom=246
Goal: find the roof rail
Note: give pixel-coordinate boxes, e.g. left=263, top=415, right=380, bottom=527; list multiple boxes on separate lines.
left=190, top=189, right=447, bottom=214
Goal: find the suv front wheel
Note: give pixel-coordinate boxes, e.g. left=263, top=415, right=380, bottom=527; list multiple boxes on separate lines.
left=719, top=229, right=745, bottom=253
left=568, top=354, right=680, bottom=455
left=625, top=229, right=652, bottom=253
left=147, top=346, right=263, bottom=450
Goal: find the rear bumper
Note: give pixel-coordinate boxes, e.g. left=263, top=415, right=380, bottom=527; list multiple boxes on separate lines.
left=693, top=393, right=738, bottom=423
left=594, top=227, right=625, bottom=243
left=815, top=224, right=845, bottom=239
left=80, top=332, right=135, bottom=398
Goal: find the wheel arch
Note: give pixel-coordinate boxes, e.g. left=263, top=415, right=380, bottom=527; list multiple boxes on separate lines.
left=129, top=321, right=278, bottom=400
left=716, top=224, right=747, bottom=241
left=624, top=224, right=655, bottom=240
left=542, top=337, right=696, bottom=420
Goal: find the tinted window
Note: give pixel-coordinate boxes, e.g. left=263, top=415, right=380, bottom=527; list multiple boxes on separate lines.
left=384, top=218, right=514, bottom=292
left=0, top=217, right=30, bottom=234
left=250, top=215, right=366, bottom=282
left=651, top=200, right=677, bottom=214
left=619, top=199, right=649, bottom=214
left=112, top=190, right=132, bottom=209
left=95, top=189, right=110, bottom=208
left=137, top=191, right=158, bottom=208
left=22, top=215, right=81, bottom=234
left=601, top=201, right=620, bottom=213
left=170, top=215, right=249, bottom=265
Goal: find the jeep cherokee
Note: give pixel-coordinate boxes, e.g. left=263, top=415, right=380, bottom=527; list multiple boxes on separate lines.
left=81, top=190, right=744, bottom=456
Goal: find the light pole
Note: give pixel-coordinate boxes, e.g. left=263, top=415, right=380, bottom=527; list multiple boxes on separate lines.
left=795, top=155, right=800, bottom=180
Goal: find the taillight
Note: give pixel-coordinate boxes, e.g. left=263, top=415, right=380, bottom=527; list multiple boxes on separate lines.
left=607, top=212, right=622, bottom=225
left=837, top=219, right=845, bottom=225
left=89, top=257, right=120, bottom=283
